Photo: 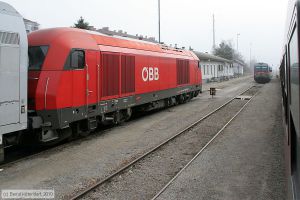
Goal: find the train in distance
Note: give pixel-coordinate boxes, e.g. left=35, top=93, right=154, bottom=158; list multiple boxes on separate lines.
left=254, top=62, right=272, bottom=84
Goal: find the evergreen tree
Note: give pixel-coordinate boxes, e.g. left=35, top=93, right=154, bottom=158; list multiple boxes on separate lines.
left=73, top=16, right=90, bottom=30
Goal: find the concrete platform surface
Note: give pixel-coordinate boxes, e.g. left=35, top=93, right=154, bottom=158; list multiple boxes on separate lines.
left=157, top=79, right=288, bottom=200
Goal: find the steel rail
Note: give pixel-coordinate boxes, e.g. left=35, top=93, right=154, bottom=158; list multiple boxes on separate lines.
left=151, top=88, right=258, bottom=200
left=69, top=85, right=255, bottom=200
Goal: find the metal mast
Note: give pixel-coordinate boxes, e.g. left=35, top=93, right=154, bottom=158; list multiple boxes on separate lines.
left=158, top=0, right=161, bottom=43
left=213, top=14, right=216, bottom=49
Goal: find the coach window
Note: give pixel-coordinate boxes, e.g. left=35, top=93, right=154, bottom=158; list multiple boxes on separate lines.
left=289, top=26, right=299, bottom=134
left=64, top=49, right=85, bottom=70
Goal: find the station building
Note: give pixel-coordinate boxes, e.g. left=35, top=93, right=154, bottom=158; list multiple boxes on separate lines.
left=23, top=18, right=39, bottom=33
left=193, top=51, right=235, bottom=83
left=232, top=59, right=244, bottom=77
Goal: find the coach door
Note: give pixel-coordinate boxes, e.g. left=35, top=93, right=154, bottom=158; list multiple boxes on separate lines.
left=0, top=44, right=20, bottom=126
left=85, top=50, right=99, bottom=112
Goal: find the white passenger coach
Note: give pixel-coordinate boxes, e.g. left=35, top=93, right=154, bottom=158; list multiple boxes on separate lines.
left=0, top=1, right=28, bottom=162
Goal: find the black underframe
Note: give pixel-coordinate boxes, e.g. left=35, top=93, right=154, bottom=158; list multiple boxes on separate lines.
left=36, top=84, right=202, bottom=129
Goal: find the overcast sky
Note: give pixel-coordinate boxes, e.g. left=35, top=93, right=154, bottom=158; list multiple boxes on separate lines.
left=4, top=0, right=287, bottom=67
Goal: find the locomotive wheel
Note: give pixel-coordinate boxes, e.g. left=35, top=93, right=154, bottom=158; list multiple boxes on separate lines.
left=58, top=128, right=72, bottom=141
left=79, top=129, right=91, bottom=137
left=182, top=94, right=188, bottom=103
left=39, top=128, right=72, bottom=146
left=0, top=145, right=4, bottom=163
left=71, top=122, right=91, bottom=137
left=113, top=111, right=125, bottom=125
left=124, top=108, right=132, bottom=121
left=178, top=95, right=185, bottom=104
left=186, top=92, right=193, bottom=102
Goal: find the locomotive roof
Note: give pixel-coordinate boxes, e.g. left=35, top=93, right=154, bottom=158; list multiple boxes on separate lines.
left=254, top=62, right=269, bottom=66
left=29, top=27, right=197, bottom=59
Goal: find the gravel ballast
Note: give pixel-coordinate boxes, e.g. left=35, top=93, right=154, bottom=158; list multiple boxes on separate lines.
left=156, top=79, right=287, bottom=200
left=81, top=94, right=255, bottom=200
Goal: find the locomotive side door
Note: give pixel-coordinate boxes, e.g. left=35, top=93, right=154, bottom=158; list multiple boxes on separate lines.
left=85, top=50, right=99, bottom=112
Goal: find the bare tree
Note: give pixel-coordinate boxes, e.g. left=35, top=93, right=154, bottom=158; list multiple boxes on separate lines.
left=213, top=40, right=235, bottom=60
left=213, top=40, right=245, bottom=63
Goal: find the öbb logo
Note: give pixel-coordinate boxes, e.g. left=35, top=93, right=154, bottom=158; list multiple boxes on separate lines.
left=142, top=67, right=159, bottom=82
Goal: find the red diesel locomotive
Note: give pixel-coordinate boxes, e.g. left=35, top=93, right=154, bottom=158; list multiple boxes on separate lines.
left=27, top=28, right=202, bottom=143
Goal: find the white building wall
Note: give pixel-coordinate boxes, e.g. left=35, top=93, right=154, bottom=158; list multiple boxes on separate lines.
left=200, top=61, right=233, bottom=83
left=200, top=61, right=219, bottom=82
left=233, top=62, right=244, bottom=76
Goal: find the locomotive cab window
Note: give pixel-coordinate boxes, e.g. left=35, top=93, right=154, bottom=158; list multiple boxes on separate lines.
left=64, top=49, right=85, bottom=70
left=28, top=46, right=49, bottom=70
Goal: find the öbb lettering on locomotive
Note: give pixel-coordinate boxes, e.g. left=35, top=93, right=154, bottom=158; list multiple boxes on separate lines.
left=142, top=67, right=159, bottom=82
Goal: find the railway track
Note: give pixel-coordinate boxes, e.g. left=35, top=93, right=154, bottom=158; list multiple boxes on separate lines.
left=68, top=85, right=260, bottom=200
left=1, top=96, right=188, bottom=168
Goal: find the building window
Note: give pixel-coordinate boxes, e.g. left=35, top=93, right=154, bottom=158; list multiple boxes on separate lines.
left=214, top=65, right=216, bottom=76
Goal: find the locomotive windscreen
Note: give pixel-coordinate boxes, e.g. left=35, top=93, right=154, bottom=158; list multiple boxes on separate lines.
left=255, top=66, right=268, bottom=71
left=28, top=46, right=49, bottom=70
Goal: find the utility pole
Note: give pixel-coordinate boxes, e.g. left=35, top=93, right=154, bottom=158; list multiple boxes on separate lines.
left=249, top=42, right=252, bottom=70
left=213, top=14, right=216, bottom=49
left=237, top=33, right=240, bottom=52
left=158, top=0, right=161, bottom=43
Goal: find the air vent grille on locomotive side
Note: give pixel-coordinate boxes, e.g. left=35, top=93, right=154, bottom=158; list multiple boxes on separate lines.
left=102, top=53, right=120, bottom=97
left=121, top=55, right=135, bottom=94
left=177, top=59, right=190, bottom=85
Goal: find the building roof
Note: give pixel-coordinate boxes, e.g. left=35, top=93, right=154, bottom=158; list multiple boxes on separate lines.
left=193, top=51, right=231, bottom=63
left=233, top=59, right=246, bottom=66
left=23, top=18, right=40, bottom=26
